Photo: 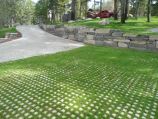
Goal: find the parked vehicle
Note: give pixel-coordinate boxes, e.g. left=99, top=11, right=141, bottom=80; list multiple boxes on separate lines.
left=87, top=9, right=113, bottom=19
left=97, top=10, right=114, bottom=18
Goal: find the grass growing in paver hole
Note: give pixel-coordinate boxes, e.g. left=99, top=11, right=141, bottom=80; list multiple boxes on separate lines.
left=0, top=45, right=158, bottom=119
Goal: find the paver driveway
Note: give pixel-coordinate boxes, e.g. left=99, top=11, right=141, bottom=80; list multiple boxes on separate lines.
left=0, top=25, right=84, bottom=63
left=0, top=46, right=158, bottom=119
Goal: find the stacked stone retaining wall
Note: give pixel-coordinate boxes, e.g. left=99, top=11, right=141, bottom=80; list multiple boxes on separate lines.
left=40, top=24, right=158, bottom=51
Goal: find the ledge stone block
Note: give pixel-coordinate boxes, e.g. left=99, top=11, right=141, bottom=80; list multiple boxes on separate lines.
left=84, top=40, right=95, bottom=45
left=95, top=29, right=111, bottom=34
left=147, top=41, right=156, bottom=50
left=54, top=28, right=65, bottom=37
left=113, top=39, right=130, bottom=43
left=87, top=34, right=94, bottom=40
left=77, top=34, right=86, bottom=42
left=68, top=35, right=75, bottom=40
left=129, top=41, right=147, bottom=49
left=95, top=40, right=104, bottom=46
left=104, top=40, right=118, bottom=47
left=112, top=32, right=124, bottom=37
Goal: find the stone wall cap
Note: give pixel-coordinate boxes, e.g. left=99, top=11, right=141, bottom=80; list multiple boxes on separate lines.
left=87, top=32, right=95, bottom=35
left=76, top=26, right=87, bottom=30
left=46, top=25, right=56, bottom=27
left=65, top=26, right=77, bottom=28
left=95, top=29, right=111, bottom=34
left=56, top=27, right=65, bottom=29
left=113, top=39, right=130, bottom=42
left=95, top=33, right=111, bottom=36
left=110, top=29, right=122, bottom=33
left=55, top=24, right=64, bottom=28
left=124, top=34, right=136, bottom=37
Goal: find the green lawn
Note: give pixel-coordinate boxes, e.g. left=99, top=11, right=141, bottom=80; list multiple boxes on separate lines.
left=67, top=17, right=158, bottom=36
left=0, top=27, right=17, bottom=38
left=0, top=46, right=158, bottom=119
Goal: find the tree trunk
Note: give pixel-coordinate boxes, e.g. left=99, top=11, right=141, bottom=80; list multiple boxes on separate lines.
left=125, top=0, right=129, bottom=20
left=71, top=0, right=76, bottom=20
left=80, top=1, right=82, bottom=18
left=100, top=0, right=102, bottom=12
left=114, top=0, right=118, bottom=20
left=94, top=0, right=96, bottom=10
left=135, top=0, right=139, bottom=19
left=85, top=0, right=88, bottom=18
left=147, top=0, right=151, bottom=22
left=121, top=0, right=126, bottom=23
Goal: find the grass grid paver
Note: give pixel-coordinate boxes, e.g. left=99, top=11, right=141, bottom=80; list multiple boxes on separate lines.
left=0, top=46, right=158, bottom=119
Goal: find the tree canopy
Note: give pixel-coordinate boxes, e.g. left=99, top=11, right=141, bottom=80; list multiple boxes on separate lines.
left=0, top=0, right=157, bottom=27
left=0, top=0, right=35, bottom=28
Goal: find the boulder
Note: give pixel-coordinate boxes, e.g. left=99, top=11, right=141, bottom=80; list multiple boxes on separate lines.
left=86, top=18, right=93, bottom=21
left=68, top=20, right=75, bottom=23
left=118, top=42, right=128, bottom=48
left=98, top=19, right=110, bottom=25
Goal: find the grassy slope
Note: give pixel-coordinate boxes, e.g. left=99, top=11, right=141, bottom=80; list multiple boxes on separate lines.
left=0, top=27, right=17, bottom=38
left=67, top=17, right=158, bottom=36
left=0, top=46, right=158, bottom=118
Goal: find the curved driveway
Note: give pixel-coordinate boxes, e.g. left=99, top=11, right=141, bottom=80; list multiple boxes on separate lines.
left=0, top=25, right=84, bottom=63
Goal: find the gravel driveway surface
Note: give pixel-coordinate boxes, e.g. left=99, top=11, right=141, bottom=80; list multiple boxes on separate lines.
left=0, top=25, right=84, bottom=63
